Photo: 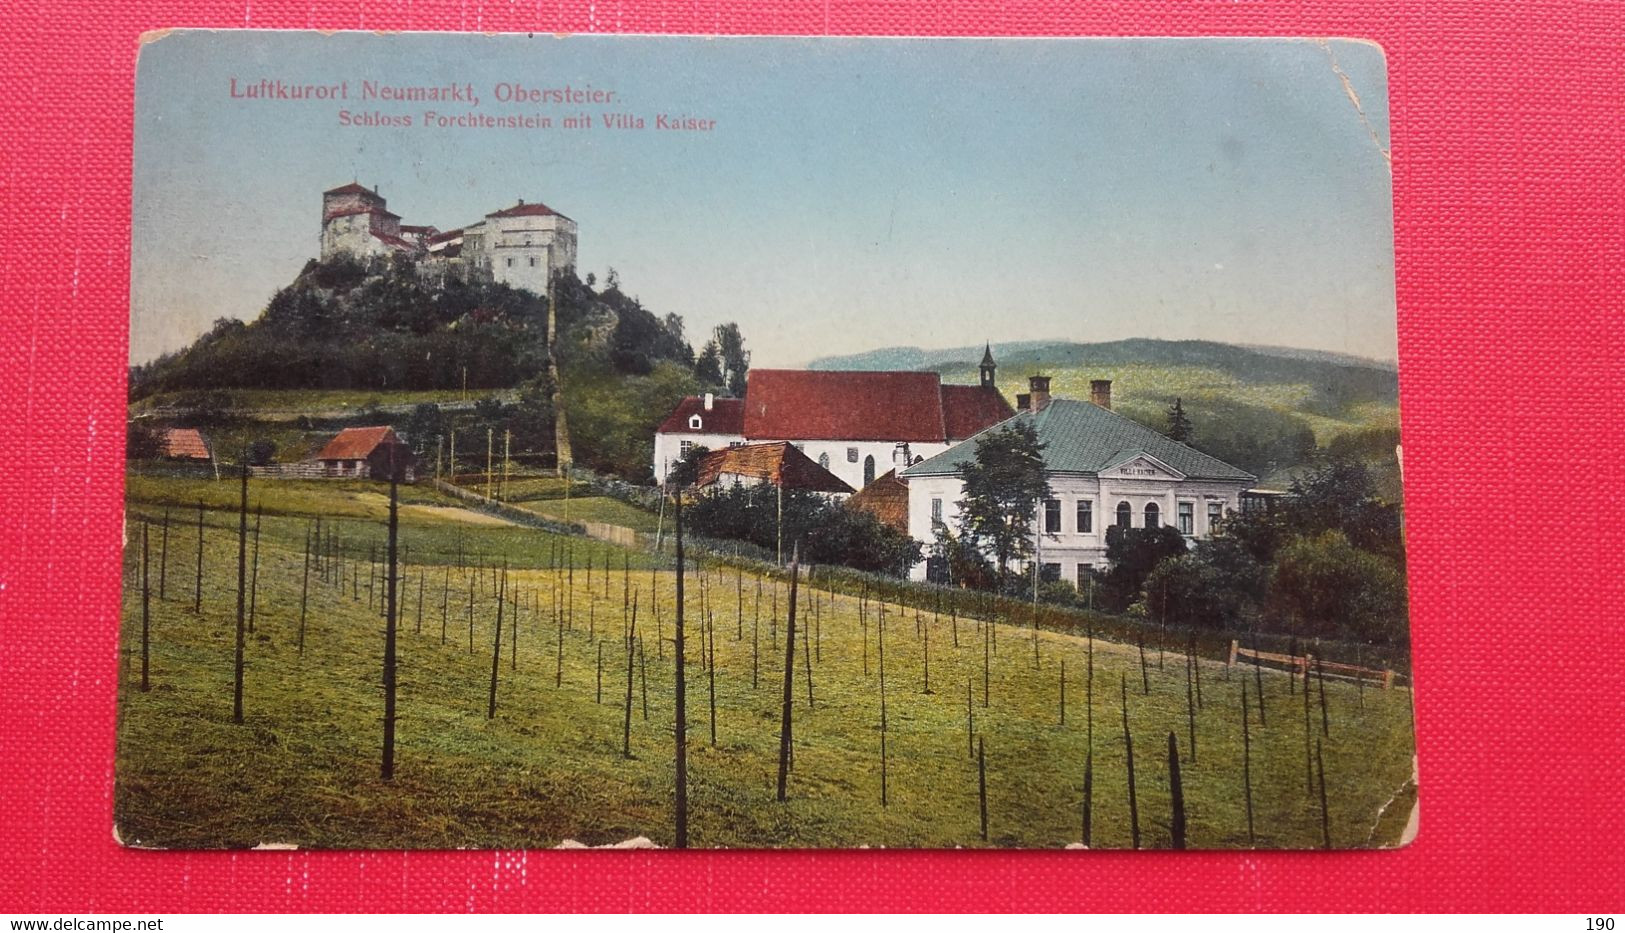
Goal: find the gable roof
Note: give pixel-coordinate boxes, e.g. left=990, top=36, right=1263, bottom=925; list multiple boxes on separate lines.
left=656, top=396, right=745, bottom=435
left=324, top=182, right=381, bottom=198
left=846, top=468, right=909, bottom=531
left=316, top=426, right=405, bottom=461
left=743, top=370, right=949, bottom=443
left=902, top=398, right=1255, bottom=483
left=940, top=384, right=1016, bottom=440
left=694, top=442, right=854, bottom=494
left=487, top=201, right=571, bottom=221
left=159, top=427, right=210, bottom=461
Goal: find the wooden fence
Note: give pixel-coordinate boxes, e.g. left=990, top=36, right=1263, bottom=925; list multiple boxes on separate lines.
left=1227, top=640, right=1396, bottom=688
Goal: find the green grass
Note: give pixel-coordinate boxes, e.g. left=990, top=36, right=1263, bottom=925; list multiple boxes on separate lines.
left=518, top=496, right=663, bottom=533
left=116, top=481, right=1416, bottom=850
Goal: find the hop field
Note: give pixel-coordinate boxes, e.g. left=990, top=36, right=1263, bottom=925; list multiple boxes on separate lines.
left=116, top=478, right=1416, bottom=850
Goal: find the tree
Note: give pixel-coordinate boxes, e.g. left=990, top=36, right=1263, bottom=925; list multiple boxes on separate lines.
left=955, top=423, right=1052, bottom=580
left=693, top=340, right=724, bottom=387
left=666, top=444, right=711, bottom=488
left=1166, top=397, right=1193, bottom=443
left=245, top=438, right=278, bottom=466
left=1098, top=525, right=1188, bottom=611
left=713, top=323, right=750, bottom=398
left=126, top=421, right=162, bottom=460
left=1269, top=529, right=1407, bottom=644
left=1143, top=554, right=1242, bottom=630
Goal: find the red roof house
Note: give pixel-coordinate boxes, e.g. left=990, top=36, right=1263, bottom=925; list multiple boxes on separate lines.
left=159, top=427, right=211, bottom=462
left=846, top=468, right=910, bottom=531
left=315, top=426, right=414, bottom=480
left=692, top=442, right=853, bottom=496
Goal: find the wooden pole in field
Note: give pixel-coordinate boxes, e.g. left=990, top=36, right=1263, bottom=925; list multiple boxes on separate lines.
left=1083, top=653, right=1093, bottom=847
left=140, top=521, right=151, bottom=693
left=1316, top=738, right=1332, bottom=849
left=555, top=582, right=565, bottom=688
left=775, top=542, right=800, bottom=802
left=1303, top=652, right=1315, bottom=794
left=233, top=460, right=247, bottom=724
left=1137, top=631, right=1150, bottom=695
left=298, top=525, right=310, bottom=656
left=485, top=427, right=494, bottom=500
left=1185, top=646, right=1198, bottom=765
left=965, top=677, right=974, bottom=760
left=382, top=471, right=400, bottom=780
left=639, top=630, right=649, bottom=721
left=1121, top=674, right=1139, bottom=849
left=509, top=569, right=518, bottom=672
left=922, top=605, right=931, bottom=694
left=597, top=641, right=604, bottom=703
left=247, top=507, right=261, bottom=633
left=624, top=600, right=637, bottom=758
left=1241, top=682, right=1255, bottom=846
left=440, top=565, right=450, bottom=645
left=487, top=565, right=505, bottom=718
left=466, top=573, right=475, bottom=653
left=801, top=587, right=814, bottom=709
left=1317, top=657, right=1331, bottom=737
left=1251, top=628, right=1267, bottom=725
left=673, top=488, right=689, bottom=848
left=751, top=589, right=760, bottom=690
left=977, top=737, right=988, bottom=842
left=416, top=570, right=425, bottom=636
left=879, top=605, right=888, bottom=807
left=1168, top=732, right=1186, bottom=849
left=158, top=509, right=169, bottom=600
left=982, top=608, right=991, bottom=709
left=194, top=501, right=204, bottom=612
left=706, top=609, right=717, bottom=745
left=736, top=568, right=743, bottom=640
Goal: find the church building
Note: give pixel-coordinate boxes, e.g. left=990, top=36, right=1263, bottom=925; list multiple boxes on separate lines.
left=899, top=375, right=1256, bottom=584
left=653, top=346, right=1015, bottom=490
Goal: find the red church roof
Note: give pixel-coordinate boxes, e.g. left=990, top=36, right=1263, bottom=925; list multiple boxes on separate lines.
left=694, top=442, right=853, bottom=494
left=656, top=396, right=745, bottom=435
left=742, top=370, right=949, bottom=443
left=940, top=383, right=1017, bottom=440
left=316, top=426, right=405, bottom=461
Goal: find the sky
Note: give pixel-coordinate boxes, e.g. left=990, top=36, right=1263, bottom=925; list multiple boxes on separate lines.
left=131, top=34, right=1396, bottom=368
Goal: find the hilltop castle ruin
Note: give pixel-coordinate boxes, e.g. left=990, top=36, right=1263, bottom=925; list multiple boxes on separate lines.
left=319, top=182, right=578, bottom=295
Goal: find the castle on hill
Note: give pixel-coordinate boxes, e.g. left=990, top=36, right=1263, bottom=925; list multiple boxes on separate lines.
left=319, top=182, right=578, bottom=295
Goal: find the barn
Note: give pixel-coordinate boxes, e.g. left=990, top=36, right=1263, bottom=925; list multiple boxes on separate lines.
left=315, top=426, right=415, bottom=481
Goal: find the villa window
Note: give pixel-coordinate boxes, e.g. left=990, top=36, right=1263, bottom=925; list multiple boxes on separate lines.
left=1178, top=501, right=1194, bottom=534
left=1208, top=501, right=1224, bottom=530
left=688, top=414, right=703, bottom=430
left=931, top=498, right=943, bottom=525
left=863, top=455, right=876, bottom=486
left=1044, top=498, right=1061, bottom=533
left=1076, top=500, right=1093, bottom=533
left=529, top=257, right=538, bottom=267
left=1144, top=502, right=1160, bottom=528
left=1116, top=501, right=1133, bottom=528
left=847, top=447, right=859, bottom=463
left=1041, top=562, right=1062, bottom=583
left=1076, top=563, right=1094, bottom=591
left=679, top=440, right=694, bottom=458
left=506, top=257, right=514, bottom=267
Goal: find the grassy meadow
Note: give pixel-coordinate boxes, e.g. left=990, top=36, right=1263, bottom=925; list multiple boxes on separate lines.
left=115, top=474, right=1415, bottom=850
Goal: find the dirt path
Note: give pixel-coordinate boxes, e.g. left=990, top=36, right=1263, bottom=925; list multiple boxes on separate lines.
left=399, top=504, right=519, bottom=526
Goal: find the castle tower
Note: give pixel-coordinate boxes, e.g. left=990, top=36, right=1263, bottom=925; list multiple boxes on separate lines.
left=979, top=343, right=998, bottom=389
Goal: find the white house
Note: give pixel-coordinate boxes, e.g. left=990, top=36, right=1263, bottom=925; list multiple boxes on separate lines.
left=652, top=347, right=1015, bottom=487
left=899, top=376, right=1257, bottom=585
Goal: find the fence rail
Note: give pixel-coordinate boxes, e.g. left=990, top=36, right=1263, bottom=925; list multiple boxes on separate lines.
left=1227, top=640, right=1397, bottom=688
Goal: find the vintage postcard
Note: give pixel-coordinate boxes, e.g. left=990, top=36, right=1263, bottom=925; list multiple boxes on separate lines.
left=121, top=33, right=1414, bottom=849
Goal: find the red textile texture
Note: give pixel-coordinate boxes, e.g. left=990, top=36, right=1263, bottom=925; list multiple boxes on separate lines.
left=2, top=0, right=1623, bottom=914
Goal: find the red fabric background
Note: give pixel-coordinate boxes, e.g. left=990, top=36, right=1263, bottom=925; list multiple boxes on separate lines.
left=2, top=0, right=1622, bottom=913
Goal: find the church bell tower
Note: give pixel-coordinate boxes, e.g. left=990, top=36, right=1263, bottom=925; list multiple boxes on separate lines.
left=979, top=343, right=998, bottom=389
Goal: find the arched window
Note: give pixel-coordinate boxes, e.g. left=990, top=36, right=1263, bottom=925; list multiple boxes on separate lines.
left=818, top=453, right=831, bottom=470
left=863, top=455, right=876, bottom=486
left=1144, top=502, right=1160, bottom=528
left=1116, top=501, right=1133, bottom=528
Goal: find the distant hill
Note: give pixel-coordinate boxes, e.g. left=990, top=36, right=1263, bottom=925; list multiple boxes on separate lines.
left=811, top=338, right=1401, bottom=492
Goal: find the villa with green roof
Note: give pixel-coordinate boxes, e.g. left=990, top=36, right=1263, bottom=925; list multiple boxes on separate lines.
left=899, top=375, right=1257, bottom=585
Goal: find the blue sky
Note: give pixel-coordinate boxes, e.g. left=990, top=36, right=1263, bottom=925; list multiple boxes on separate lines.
left=132, top=34, right=1395, bottom=367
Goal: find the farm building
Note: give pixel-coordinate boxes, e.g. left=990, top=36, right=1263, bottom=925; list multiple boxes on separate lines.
left=900, top=375, right=1256, bottom=584
left=158, top=427, right=212, bottom=462
left=314, top=426, right=416, bottom=481
left=653, top=346, right=1015, bottom=489
left=846, top=467, right=910, bottom=532
left=689, top=442, right=854, bottom=499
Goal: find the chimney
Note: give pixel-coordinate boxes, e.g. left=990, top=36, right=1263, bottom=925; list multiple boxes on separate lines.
left=703, top=392, right=715, bottom=411
left=1090, top=379, right=1113, bottom=410
left=1015, top=392, right=1031, bottom=411
left=1028, top=375, right=1052, bottom=412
